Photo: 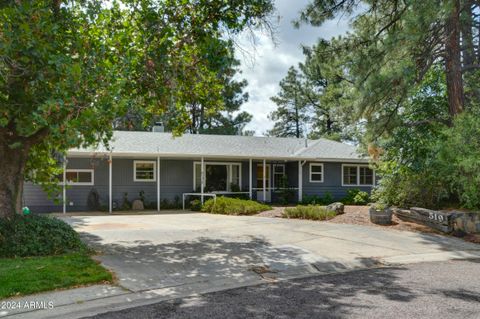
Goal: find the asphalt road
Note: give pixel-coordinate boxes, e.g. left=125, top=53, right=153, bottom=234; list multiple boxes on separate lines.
left=86, top=260, right=480, bottom=319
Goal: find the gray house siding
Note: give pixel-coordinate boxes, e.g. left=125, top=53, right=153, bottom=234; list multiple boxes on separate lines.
left=23, top=157, right=375, bottom=213
left=302, top=162, right=373, bottom=200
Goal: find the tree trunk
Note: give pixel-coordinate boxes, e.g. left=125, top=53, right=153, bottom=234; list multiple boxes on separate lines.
left=0, top=136, right=29, bottom=219
left=444, top=0, right=465, bottom=117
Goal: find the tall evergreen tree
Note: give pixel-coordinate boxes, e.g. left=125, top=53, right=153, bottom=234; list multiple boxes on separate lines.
left=268, top=67, right=310, bottom=138
left=297, top=0, right=480, bottom=137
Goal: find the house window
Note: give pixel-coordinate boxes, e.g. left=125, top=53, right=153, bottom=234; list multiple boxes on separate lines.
left=309, top=163, right=324, bottom=183
left=134, top=161, right=156, bottom=182
left=194, top=162, right=241, bottom=192
left=273, top=164, right=285, bottom=189
left=359, top=166, right=374, bottom=185
left=342, top=165, right=374, bottom=186
left=60, top=169, right=94, bottom=185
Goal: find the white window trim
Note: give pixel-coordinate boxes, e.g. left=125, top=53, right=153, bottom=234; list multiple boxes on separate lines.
left=309, top=163, right=324, bottom=183
left=341, top=164, right=375, bottom=187
left=273, top=164, right=286, bottom=188
left=193, top=161, right=242, bottom=191
left=64, top=169, right=94, bottom=186
left=134, top=160, right=157, bottom=182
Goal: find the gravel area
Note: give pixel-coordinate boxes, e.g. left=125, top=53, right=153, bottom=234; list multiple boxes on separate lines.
left=256, top=205, right=440, bottom=234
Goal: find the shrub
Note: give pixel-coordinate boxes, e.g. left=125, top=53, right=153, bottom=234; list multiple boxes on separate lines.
left=190, top=199, right=202, bottom=211
left=0, top=215, right=87, bottom=257
left=120, top=192, right=131, bottom=210
left=301, top=192, right=334, bottom=205
left=283, top=205, right=337, bottom=221
left=201, top=197, right=271, bottom=215
left=341, top=189, right=370, bottom=205
left=353, top=191, right=370, bottom=205
left=87, top=188, right=100, bottom=211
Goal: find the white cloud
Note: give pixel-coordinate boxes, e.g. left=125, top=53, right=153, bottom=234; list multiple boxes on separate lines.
left=236, top=0, right=351, bottom=135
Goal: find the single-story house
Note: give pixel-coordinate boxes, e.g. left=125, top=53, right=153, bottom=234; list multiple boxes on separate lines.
left=23, top=128, right=376, bottom=213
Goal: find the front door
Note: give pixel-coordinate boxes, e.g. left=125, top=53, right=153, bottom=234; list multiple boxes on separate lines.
left=256, top=164, right=271, bottom=202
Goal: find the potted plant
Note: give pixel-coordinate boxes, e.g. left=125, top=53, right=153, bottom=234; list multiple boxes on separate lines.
left=369, top=203, right=392, bottom=225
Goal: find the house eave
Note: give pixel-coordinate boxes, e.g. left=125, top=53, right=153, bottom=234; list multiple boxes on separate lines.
left=66, top=150, right=370, bottom=163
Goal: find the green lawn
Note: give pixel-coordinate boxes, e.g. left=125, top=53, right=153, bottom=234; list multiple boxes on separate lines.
left=0, top=253, right=112, bottom=299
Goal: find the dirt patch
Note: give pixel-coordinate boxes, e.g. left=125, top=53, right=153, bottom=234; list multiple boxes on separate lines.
left=256, top=206, right=286, bottom=218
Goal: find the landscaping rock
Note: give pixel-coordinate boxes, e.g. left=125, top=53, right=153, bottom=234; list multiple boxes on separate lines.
left=326, top=202, right=344, bottom=214
left=131, top=199, right=144, bottom=210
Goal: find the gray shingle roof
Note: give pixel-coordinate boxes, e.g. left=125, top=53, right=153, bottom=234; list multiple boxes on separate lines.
left=70, top=131, right=366, bottom=161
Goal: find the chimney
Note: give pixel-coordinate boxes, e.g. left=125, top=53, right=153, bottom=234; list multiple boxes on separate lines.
left=152, top=122, right=164, bottom=133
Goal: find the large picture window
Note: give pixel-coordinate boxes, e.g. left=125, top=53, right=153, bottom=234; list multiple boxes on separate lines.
left=134, top=161, right=156, bottom=182
left=60, top=169, right=94, bottom=185
left=194, top=162, right=241, bottom=192
left=309, top=163, right=324, bottom=183
left=342, top=165, right=374, bottom=186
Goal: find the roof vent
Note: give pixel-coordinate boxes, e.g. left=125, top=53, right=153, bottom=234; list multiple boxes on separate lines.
left=152, top=122, right=164, bottom=133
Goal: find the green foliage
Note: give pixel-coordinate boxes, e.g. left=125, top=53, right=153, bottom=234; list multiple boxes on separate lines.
left=353, top=191, right=370, bottom=205
left=0, top=0, right=274, bottom=217
left=373, top=110, right=480, bottom=209
left=268, top=67, right=310, bottom=138
left=201, top=197, right=271, bottom=216
left=283, top=205, right=337, bottom=220
left=189, top=199, right=202, bottom=212
left=276, top=175, right=295, bottom=204
left=120, top=192, right=131, bottom=211
left=435, top=110, right=480, bottom=209
left=87, top=188, right=101, bottom=211
left=301, top=192, right=333, bottom=205
left=0, top=215, right=87, bottom=257
left=0, top=253, right=112, bottom=299
left=341, top=189, right=370, bottom=205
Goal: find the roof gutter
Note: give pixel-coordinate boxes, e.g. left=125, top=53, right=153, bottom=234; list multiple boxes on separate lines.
left=66, top=150, right=370, bottom=163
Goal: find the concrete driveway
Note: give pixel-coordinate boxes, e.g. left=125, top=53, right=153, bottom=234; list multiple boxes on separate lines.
left=64, top=212, right=480, bottom=294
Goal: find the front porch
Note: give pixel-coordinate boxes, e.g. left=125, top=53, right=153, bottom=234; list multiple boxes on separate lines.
left=58, top=156, right=306, bottom=214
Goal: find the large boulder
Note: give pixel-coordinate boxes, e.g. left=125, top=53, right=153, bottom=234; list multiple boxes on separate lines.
left=131, top=199, right=144, bottom=210
left=326, top=202, right=344, bottom=214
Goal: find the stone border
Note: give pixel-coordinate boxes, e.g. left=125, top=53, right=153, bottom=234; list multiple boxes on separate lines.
left=391, top=207, right=479, bottom=234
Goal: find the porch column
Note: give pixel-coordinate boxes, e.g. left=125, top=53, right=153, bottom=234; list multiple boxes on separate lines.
left=201, top=156, right=205, bottom=204
left=249, top=158, right=252, bottom=200
left=109, top=152, right=112, bottom=213
left=262, top=159, right=266, bottom=202
left=157, top=156, right=160, bottom=212
left=298, top=160, right=303, bottom=203
left=62, top=156, right=66, bottom=214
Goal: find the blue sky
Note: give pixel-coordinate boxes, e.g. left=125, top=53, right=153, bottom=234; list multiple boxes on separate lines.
left=237, top=0, right=351, bottom=135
